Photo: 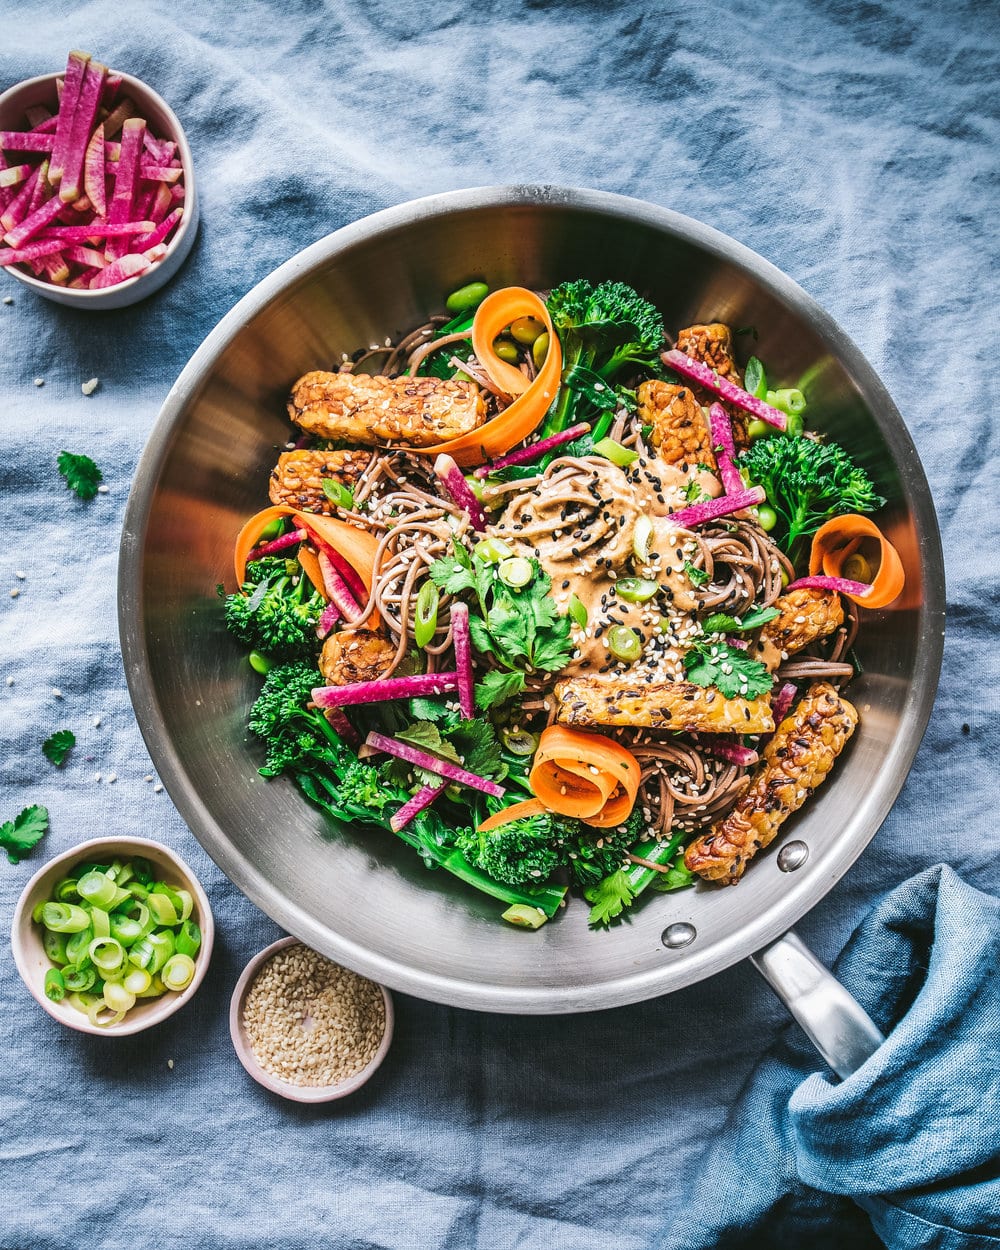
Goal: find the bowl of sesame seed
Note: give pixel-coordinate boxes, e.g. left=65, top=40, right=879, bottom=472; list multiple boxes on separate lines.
left=230, top=936, right=393, bottom=1102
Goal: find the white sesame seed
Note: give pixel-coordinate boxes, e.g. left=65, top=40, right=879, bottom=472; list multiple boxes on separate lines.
left=105, top=772, right=117, bottom=784
left=93, top=716, right=101, bottom=727
left=144, top=774, right=153, bottom=782
left=97, top=484, right=109, bottom=494
left=81, top=377, right=99, bottom=395
left=9, top=588, right=19, bottom=598
left=33, top=377, right=44, bottom=387
left=2, top=295, right=12, bottom=304
left=51, top=687, right=62, bottom=698
left=5, top=676, right=12, bottom=686
left=94, top=772, right=102, bottom=782
left=15, top=570, right=25, bottom=580
left=153, top=783, right=163, bottom=793
left=167, top=1059, right=174, bottom=1070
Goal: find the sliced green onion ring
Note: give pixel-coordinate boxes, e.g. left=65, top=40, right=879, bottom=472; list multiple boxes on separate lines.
left=498, top=557, right=533, bottom=588
left=474, top=536, right=514, bottom=564
left=567, top=594, right=588, bottom=628
left=43, top=930, right=69, bottom=966
left=89, top=907, right=111, bottom=940
left=593, top=437, right=638, bottom=468
left=77, top=871, right=119, bottom=909
left=53, top=877, right=80, bottom=903
left=123, top=968, right=152, bottom=995
left=633, top=515, right=653, bottom=564
left=146, top=893, right=179, bottom=927
left=608, top=625, right=643, bottom=664
left=615, top=578, right=659, bottom=604
left=65, top=927, right=93, bottom=965
left=414, top=580, right=440, bottom=649
left=63, top=964, right=97, bottom=993
left=44, top=968, right=66, bottom=1002
left=174, top=920, right=202, bottom=958
left=89, top=937, right=126, bottom=974
left=161, top=954, right=196, bottom=992
left=501, top=727, right=540, bottom=757
left=40, top=902, right=91, bottom=933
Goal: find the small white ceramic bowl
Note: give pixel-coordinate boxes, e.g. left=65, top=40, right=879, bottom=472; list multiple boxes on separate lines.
left=12, top=835, right=214, bottom=1036
left=230, top=936, right=394, bottom=1102
left=0, top=67, right=198, bottom=308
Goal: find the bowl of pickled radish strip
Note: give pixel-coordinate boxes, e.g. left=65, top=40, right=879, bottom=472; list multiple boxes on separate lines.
left=11, top=836, right=213, bottom=1035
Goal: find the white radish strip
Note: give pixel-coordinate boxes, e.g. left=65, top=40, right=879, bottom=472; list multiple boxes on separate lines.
left=664, top=485, right=766, bottom=530
left=317, top=551, right=363, bottom=621
left=49, top=51, right=90, bottom=184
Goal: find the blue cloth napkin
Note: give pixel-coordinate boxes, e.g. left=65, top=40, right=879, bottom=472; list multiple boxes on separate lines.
left=1, top=3, right=998, bottom=1249
left=668, top=866, right=1000, bottom=1249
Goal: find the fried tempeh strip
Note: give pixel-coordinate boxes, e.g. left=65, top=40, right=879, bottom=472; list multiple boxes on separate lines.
left=288, top=371, right=487, bottom=448
left=319, top=631, right=396, bottom=686
left=269, top=449, right=373, bottom=514
left=638, top=380, right=716, bottom=471
left=675, top=322, right=748, bottom=447
left=759, top=587, right=845, bottom=658
left=552, top=676, right=774, bottom=734
left=684, top=681, right=858, bottom=883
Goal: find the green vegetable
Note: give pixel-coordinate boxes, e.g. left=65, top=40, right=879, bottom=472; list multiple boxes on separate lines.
left=684, top=639, right=773, bottom=700
left=57, top=450, right=103, bottom=500
left=615, top=578, right=658, bottom=604
left=683, top=561, right=709, bottom=587
left=498, top=557, right=532, bottom=588
left=42, top=729, right=75, bottom=767
left=501, top=726, right=539, bottom=757
left=162, top=954, right=195, bottom=991
left=743, top=355, right=767, bottom=399
left=223, top=556, right=325, bottom=663
left=701, top=606, right=780, bottom=635
left=501, top=904, right=549, bottom=929
left=249, top=650, right=271, bottom=675
left=585, top=830, right=687, bottom=926
left=567, top=593, right=589, bottom=628
left=757, top=503, right=778, bottom=532
left=746, top=418, right=771, bottom=440
left=0, top=804, right=49, bottom=864
left=445, top=281, right=489, bottom=314
left=592, top=437, right=638, bottom=468
left=321, top=479, right=354, bottom=510
left=510, top=316, right=545, bottom=345
left=608, top=625, right=642, bottom=663
left=531, top=332, right=550, bottom=371
left=44, top=968, right=66, bottom=1002
left=414, top=580, right=440, bottom=648
left=257, top=517, right=285, bottom=543
left=767, top=387, right=807, bottom=416
left=428, top=547, right=573, bottom=711
left=738, top=436, right=884, bottom=566
left=542, top=279, right=665, bottom=444
left=493, top=338, right=519, bottom=364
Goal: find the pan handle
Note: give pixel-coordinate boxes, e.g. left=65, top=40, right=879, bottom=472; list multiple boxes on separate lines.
left=750, top=929, right=884, bottom=1080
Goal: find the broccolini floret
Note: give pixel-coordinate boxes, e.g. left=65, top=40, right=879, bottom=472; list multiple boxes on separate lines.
left=224, top=557, right=324, bottom=662
left=247, top=662, right=339, bottom=776
left=738, top=436, right=884, bottom=567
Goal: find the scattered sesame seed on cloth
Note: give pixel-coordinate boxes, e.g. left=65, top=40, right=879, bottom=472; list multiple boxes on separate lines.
left=242, top=945, right=385, bottom=1087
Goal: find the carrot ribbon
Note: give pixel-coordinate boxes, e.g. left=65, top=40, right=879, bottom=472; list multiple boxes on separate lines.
left=478, top=726, right=642, bottom=832
left=412, top=286, right=563, bottom=468
left=809, top=513, right=905, bottom=609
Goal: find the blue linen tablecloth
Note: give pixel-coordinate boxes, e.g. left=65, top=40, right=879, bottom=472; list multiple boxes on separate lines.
left=1, top=3, right=998, bottom=1247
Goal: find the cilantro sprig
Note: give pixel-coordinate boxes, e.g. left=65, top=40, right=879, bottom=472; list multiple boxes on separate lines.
left=42, top=729, right=76, bottom=767
left=0, top=805, right=49, bottom=864
left=684, top=639, right=773, bottom=700
left=429, top=544, right=573, bottom=711
left=57, top=451, right=103, bottom=500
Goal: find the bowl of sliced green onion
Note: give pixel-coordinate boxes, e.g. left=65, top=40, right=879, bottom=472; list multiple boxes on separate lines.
left=11, top=836, right=213, bottom=1035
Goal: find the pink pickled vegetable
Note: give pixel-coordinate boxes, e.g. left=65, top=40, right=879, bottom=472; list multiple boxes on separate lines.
left=662, top=349, right=787, bottom=431
left=473, top=422, right=592, bottom=478
left=325, top=707, right=358, bottom=745
left=60, top=59, right=106, bottom=202
left=0, top=132, right=55, bottom=152
left=0, top=168, right=41, bottom=232
left=317, top=551, right=363, bottom=621
left=787, top=575, right=871, bottom=598
left=0, top=154, right=15, bottom=211
left=49, top=51, right=89, bottom=185
left=102, top=72, right=122, bottom=105
left=697, top=736, right=759, bottom=767
left=105, top=117, right=145, bottom=260
left=27, top=162, right=52, bottom=216
left=0, top=238, right=66, bottom=266
left=665, top=485, right=766, bottom=530
left=149, top=182, right=173, bottom=224
left=64, top=245, right=106, bottom=269
left=0, top=164, right=31, bottom=189
left=361, top=732, right=505, bottom=798
left=311, top=672, right=459, bottom=708
left=101, top=96, right=136, bottom=140
left=83, top=124, right=106, bottom=216
left=433, top=453, right=488, bottom=530
left=304, top=527, right=369, bottom=605
left=42, top=255, right=70, bottom=285
left=708, top=402, right=743, bottom=495
left=24, top=105, right=54, bottom=129
left=89, top=254, right=151, bottom=288
left=142, top=243, right=168, bottom=265
left=142, top=132, right=176, bottom=164
left=390, top=781, right=450, bottom=832
left=771, top=681, right=797, bottom=726
left=315, top=599, right=342, bottom=640
left=248, top=526, right=308, bottom=561
left=38, top=220, right=154, bottom=242
left=139, top=164, right=182, bottom=184
left=451, top=603, right=475, bottom=719
left=3, top=195, right=64, bottom=249
left=132, top=206, right=182, bottom=252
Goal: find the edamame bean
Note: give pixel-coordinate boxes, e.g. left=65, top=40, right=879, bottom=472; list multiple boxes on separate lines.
left=756, top=504, right=778, bottom=532
left=445, top=282, right=489, bottom=314
left=249, top=650, right=271, bottom=675
left=532, top=332, right=550, bottom=371
left=746, top=418, right=770, bottom=440
left=510, top=316, right=544, bottom=345
left=493, top=337, right=520, bottom=364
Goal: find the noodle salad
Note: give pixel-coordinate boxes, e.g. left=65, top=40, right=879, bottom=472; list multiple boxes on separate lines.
left=223, top=279, right=904, bottom=928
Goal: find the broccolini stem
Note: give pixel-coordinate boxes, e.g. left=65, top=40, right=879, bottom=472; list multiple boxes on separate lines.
left=623, top=829, right=688, bottom=900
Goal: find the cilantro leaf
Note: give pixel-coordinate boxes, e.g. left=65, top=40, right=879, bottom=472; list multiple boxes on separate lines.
left=447, top=719, right=506, bottom=780
left=684, top=561, right=708, bottom=587
left=684, top=640, right=773, bottom=700
left=429, top=556, right=477, bottom=598
left=409, top=697, right=453, bottom=724
left=57, top=451, right=103, bottom=500
left=42, top=729, right=75, bottom=767
left=475, top=670, right=525, bottom=711
left=0, top=804, right=49, bottom=864
left=585, top=869, right=636, bottom=927
left=701, top=606, right=779, bottom=636
left=396, top=721, right=462, bottom=765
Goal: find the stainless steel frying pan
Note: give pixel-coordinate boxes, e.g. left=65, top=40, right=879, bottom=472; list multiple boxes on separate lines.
left=119, top=187, right=944, bottom=1077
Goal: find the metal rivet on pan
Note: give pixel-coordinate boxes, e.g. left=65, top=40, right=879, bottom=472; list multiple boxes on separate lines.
left=661, top=922, right=696, bottom=949
left=777, top=840, right=809, bottom=872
